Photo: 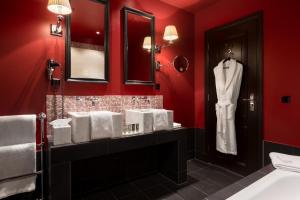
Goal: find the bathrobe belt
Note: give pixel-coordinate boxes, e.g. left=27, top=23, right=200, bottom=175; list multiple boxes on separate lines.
left=216, top=100, right=233, bottom=136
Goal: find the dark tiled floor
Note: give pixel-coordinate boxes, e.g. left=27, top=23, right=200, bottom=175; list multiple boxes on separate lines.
left=79, top=160, right=243, bottom=200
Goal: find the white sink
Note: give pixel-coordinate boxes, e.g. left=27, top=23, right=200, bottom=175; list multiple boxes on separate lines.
left=125, top=110, right=154, bottom=133
left=125, top=109, right=174, bottom=133
left=68, top=111, right=122, bottom=143
left=68, top=112, right=90, bottom=143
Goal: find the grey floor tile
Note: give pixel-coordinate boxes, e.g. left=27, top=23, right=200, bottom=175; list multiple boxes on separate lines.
left=143, top=185, right=174, bottom=200
left=209, top=166, right=242, bottom=180
left=132, top=174, right=170, bottom=190
left=176, top=185, right=207, bottom=200
left=161, top=193, right=184, bottom=200
left=187, top=160, right=209, bottom=173
left=205, top=196, right=223, bottom=200
left=161, top=177, right=207, bottom=200
left=84, top=191, right=117, bottom=200
left=194, top=167, right=241, bottom=187
left=209, top=183, right=242, bottom=199
left=151, top=174, right=173, bottom=184
left=161, top=178, right=187, bottom=191
left=161, top=174, right=198, bottom=191
left=119, top=192, right=150, bottom=200
left=110, top=183, right=139, bottom=199
left=189, top=172, right=224, bottom=195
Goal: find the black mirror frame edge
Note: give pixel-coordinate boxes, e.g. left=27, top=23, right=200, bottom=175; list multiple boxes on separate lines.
left=123, top=7, right=156, bottom=86
left=65, top=0, right=110, bottom=83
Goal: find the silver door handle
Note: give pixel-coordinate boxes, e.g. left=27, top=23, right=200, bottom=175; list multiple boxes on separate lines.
left=242, top=93, right=255, bottom=111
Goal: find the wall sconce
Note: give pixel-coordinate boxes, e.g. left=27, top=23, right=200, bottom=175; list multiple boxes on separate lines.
left=155, top=25, right=179, bottom=71
left=141, top=25, right=180, bottom=71
left=155, top=25, right=178, bottom=53
left=47, top=0, right=72, bottom=37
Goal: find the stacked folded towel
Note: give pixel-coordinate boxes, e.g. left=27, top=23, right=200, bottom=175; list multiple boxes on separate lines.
left=152, top=109, right=169, bottom=131
left=0, top=143, right=36, bottom=180
left=90, top=111, right=113, bottom=139
left=0, top=114, right=37, bottom=199
left=0, top=175, right=36, bottom=199
left=0, top=115, right=36, bottom=147
left=269, top=152, right=300, bottom=173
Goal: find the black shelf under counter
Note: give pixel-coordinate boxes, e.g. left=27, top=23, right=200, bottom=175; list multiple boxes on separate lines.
left=48, top=128, right=188, bottom=200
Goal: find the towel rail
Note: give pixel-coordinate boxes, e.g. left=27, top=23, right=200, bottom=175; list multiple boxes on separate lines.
left=0, top=113, right=46, bottom=200
left=38, top=112, right=46, bottom=200
left=0, top=171, right=43, bottom=183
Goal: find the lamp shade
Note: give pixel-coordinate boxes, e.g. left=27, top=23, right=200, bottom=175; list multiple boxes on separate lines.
left=48, top=0, right=72, bottom=15
left=163, top=25, right=178, bottom=43
left=143, top=36, right=152, bottom=51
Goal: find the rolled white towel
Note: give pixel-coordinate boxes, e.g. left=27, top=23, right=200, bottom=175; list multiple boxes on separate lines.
left=269, top=152, right=300, bottom=173
left=90, top=111, right=113, bottom=140
left=152, top=109, right=168, bottom=131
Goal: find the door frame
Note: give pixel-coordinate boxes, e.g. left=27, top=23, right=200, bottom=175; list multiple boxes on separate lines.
left=204, top=12, right=263, bottom=171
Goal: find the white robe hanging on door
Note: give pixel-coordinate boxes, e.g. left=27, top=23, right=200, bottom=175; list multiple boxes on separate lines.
left=213, top=59, right=243, bottom=155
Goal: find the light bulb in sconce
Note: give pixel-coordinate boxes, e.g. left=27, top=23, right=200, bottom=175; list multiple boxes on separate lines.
left=163, top=25, right=178, bottom=44
left=47, top=0, right=72, bottom=15
left=50, top=15, right=64, bottom=37
left=143, top=36, right=152, bottom=52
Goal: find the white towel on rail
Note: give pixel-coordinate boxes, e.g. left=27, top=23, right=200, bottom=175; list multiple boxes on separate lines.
left=0, top=114, right=37, bottom=199
left=0, top=175, right=36, bottom=199
left=0, top=115, right=36, bottom=146
left=0, top=143, right=36, bottom=180
left=270, top=152, right=300, bottom=173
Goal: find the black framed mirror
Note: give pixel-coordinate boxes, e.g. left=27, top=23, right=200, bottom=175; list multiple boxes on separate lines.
left=123, top=7, right=155, bottom=85
left=66, top=0, right=109, bottom=83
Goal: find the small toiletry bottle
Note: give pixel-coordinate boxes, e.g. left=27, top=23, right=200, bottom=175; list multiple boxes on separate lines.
left=123, top=125, right=128, bottom=135
left=136, top=124, right=139, bottom=133
left=128, top=124, right=132, bottom=135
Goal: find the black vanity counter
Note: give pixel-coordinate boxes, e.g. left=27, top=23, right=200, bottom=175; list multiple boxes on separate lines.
left=48, top=128, right=188, bottom=200
left=206, top=165, right=275, bottom=200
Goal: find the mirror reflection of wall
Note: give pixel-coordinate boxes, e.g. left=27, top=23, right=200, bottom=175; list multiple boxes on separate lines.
left=127, top=12, right=151, bottom=81
left=66, top=0, right=109, bottom=82
left=124, top=7, right=155, bottom=85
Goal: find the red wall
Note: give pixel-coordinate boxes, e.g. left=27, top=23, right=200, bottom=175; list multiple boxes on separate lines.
left=2, top=0, right=299, bottom=148
left=194, top=0, right=300, bottom=147
left=0, top=0, right=195, bottom=130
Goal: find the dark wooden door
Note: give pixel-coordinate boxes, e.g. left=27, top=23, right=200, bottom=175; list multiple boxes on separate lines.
left=205, top=13, right=263, bottom=175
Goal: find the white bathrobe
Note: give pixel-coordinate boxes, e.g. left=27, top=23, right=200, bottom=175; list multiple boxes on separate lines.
left=213, top=59, right=243, bottom=155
